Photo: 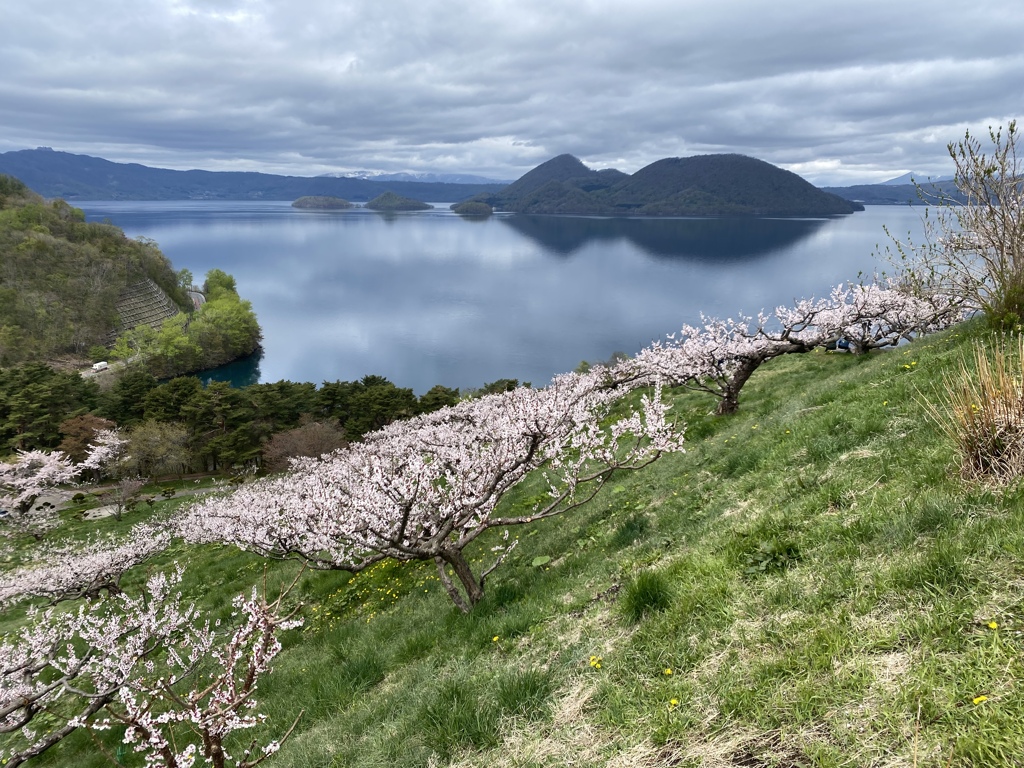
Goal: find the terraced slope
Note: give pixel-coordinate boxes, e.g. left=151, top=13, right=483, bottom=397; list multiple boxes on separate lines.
left=113, top=278, right=180, bottom=337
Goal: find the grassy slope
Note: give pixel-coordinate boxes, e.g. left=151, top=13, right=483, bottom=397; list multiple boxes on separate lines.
left=9, top=319, right=1024, bottom=767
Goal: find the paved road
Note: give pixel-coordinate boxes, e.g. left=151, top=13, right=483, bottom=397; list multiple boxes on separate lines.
left=79, top=359, right=126, bottom=379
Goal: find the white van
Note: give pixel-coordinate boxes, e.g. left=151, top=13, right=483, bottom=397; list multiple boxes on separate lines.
left=92, top=361, right=109, bottom=371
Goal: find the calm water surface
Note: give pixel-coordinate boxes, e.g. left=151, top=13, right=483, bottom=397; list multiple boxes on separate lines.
left=80, top=201, right=924, bottom=393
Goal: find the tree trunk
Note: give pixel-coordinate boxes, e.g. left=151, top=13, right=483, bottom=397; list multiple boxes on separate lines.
left=716, top=357, right=761, bottom=415
left=435, top=548, right=484, bottom=612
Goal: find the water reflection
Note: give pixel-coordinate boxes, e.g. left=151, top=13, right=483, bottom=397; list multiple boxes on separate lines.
left=191, top=350, right=263, bottom=387
left=501, top=215, right=831, bottom=260
left=79, top=202, right=923, bottom=393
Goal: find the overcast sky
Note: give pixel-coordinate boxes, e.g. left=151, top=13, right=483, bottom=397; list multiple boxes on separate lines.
left=2, top=0, right=1022, bottom=185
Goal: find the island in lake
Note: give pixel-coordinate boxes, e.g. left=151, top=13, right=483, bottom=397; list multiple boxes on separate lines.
left=365, top=191, right=433, bottom=211
left=450, top=200, right=493, bottom=216
left=469, top=153, right=863, bottom=216
left=292, top=195, right=353, bottom=209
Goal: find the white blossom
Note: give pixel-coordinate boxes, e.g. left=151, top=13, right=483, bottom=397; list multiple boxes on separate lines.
left=181, top=368, right=686, bottom=611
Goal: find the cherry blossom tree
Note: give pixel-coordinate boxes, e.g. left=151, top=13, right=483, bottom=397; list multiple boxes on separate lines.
left=0, top=522, right=172, bottom=607
left=809, top=282, right=963, bottom=355
left=182, top=369, right=685, bottom=612
left=79, top=428, right=129, bottom=476
left=0, top=568, right=302, bottom=768
left=88, top=581, right=304, bottom=768
left=627, top=282, right=963, bottom=415
left=0, top=449, right=79, bottom=539
left=1, top=430, right=127, bottom=539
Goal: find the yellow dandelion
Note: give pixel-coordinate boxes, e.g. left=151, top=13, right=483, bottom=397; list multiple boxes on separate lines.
left=663, top=668, right=673, bottom=675
left=973, top=695, right=988, bottom=705
left=493, top=636, right=499, bottom=642
left=669, top=698, right=679, bottom=708
left=989, top=621, right=999, bottom=630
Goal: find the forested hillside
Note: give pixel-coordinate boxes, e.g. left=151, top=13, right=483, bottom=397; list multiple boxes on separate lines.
left=0, top=148, right=503, bottom=202
left=0, top=175, right=189, bottom=366
left=0, top=174, right=263, bottom=380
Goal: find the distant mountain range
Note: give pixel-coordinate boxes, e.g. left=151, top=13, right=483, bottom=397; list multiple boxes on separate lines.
left=821, top=180, right=964, bottom=205
left=474, top=153, right=863, bottom=216
left=0, top=148, right=505, bottom=202
left=0, top=146, right=964, bottom=212
left=319, top=170, right=513, bottom=185
left=880, top=172, right=954, bottom=186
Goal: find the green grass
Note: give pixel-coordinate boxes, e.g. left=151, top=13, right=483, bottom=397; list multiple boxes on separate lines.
left=7, top=320, right=1024, bottom=766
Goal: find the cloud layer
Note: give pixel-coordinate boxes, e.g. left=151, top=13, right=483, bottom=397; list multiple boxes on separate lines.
left=3, top=0, right=1023, bottom=184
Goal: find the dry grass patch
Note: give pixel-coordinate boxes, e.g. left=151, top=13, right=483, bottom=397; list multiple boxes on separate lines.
left=929, top=336, right=1024, bottom=483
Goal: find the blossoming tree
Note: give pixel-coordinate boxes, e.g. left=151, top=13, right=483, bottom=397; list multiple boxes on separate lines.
left=0, top=449, right=79, bottom=539
left=627, top=282, right=962, bottom=415
left=809, top=282, right=963, bottom=355
left=0, top=430, right=127, bottom=539
left=0, top=522, right=173, bottom=607
left=0, top=568, right=302, bottom=768
left=182, top=369, right=685, bottom=612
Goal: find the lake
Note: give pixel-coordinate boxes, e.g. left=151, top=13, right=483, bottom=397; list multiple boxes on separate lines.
left=79, top=201, right=925, bottom=393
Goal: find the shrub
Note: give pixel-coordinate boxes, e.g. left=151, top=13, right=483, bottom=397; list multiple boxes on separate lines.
left=890, top=121, right=1024, bottom=329
left=932, top=335, right=1024, bottom=483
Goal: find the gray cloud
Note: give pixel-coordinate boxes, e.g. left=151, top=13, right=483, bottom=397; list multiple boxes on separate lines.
left=2, top=0, right=1022, bottom=184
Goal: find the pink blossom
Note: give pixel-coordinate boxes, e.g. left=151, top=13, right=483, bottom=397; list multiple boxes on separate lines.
left=625, top=281, right=963, bottom=414
left=1, top=567, right=302, bottom=768
left=0, top=522, right=173, bottom=607
left=181, top=369, right=686, bottom=611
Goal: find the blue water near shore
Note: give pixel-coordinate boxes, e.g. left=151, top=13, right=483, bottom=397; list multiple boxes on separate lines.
left=80, top=201, right=926, bottom=393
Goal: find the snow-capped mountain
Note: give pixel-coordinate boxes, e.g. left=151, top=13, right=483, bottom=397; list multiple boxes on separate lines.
left=880, top=171, right=954, bottom=186
left=319, top=170, right=512, bottom=185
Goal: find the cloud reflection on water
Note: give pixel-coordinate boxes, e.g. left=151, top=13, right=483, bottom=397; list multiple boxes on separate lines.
left=81, top=202, right=918, bottom=393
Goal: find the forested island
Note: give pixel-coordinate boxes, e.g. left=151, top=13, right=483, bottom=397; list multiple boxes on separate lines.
left=365, top=191, right=433, bottom=211
left=0, top=174, right=260, bottom=377
left=291, top=195, right=353, bottom=209
left=450, top=200, right=493, bottom=216
left=0, top=147, right=877, bottom=217
left=471, top=153, right=863, bottom=216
